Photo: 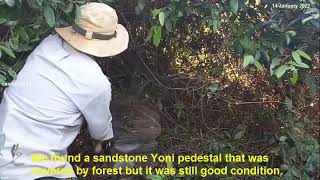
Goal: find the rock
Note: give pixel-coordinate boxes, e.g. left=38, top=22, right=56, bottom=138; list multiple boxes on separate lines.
left=110, top=94, right=162, bottom=154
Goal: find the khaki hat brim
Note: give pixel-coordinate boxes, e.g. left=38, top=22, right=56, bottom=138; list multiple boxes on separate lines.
left=55, top=24, right=129, bottom=57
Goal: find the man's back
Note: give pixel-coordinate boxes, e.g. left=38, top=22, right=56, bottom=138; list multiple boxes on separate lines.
left=0, top=35, right=113, bottom=180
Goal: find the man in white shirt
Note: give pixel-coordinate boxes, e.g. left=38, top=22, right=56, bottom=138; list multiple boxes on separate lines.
left=0, top=3, right=129, bottom=180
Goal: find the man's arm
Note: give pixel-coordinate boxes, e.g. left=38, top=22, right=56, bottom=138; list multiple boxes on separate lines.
left=81, top=87, right=114, bottom=141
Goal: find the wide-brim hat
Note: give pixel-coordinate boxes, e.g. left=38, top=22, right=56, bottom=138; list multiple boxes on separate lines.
left=55, top=2, right=129, bottom=57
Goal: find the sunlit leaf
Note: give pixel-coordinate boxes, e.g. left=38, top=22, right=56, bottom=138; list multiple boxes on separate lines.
left=275, top=65, right=287, bottom=78
left=153, top=26, right=162, bottom=47
left=254, top=60, right=264, bottom=71
left=152, top=8, right=161, bottom=17
left=286, top=31, right=296, bottom=37
left=296, top=50, right=312, bottom=61
left=292, top=51, right=302, bottom=64
left=159, top=12, right=165, bottom=26
left=243, top=54, right=255, bottom=68
left=288, top=61, right=309, bottom=68
left=290, top=68, right=298, bottom=85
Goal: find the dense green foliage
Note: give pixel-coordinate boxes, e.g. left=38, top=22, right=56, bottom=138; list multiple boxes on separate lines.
left=0, top=0, right=319, bottom=179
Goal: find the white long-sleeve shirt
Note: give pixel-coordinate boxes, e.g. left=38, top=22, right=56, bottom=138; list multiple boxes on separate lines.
left=0, top=34, right=113, bottom=180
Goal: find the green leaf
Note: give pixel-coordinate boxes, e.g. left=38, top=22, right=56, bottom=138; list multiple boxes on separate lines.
left=262, top=50, right=270, bottom=61
left=159, top=12, right=165, bottom=26
left=230, top=0, right=238, bottom=14
left=270, top=58, right=280, bottom=75
left=8, top=68, right=17, bottom=79
left=288, top=61, right=309, bottom=68
left=271, top=43, right=277, bottom=50
left=152, top=8, right=161, bottom=17
left=0, top=50, right=2, bottom=59
left=286, top=31, right=296, bottom=37
left=296, top=50, right=312, bottom=61
left=292, top=51, right=302, bottom=64
left=64, top=2, right=74, bottom=13
left=275, top=65, right=287, bottom=78
left=290, top=68, right=298, bottom=85
left=243, top=54, right=255, bottom=68
left=18, top=27, right=29, bottom=42
left=0, top=45, right=16, bottom=58
left=44, top=6, right=55, bottom=27
left=278, top=46, right=284, bottom=55
left=255, top=51, right=261, bottom=60
left=285, top=97, right=293, bottom=110
left=285, top=34, right=290, bottom=45
left=240, top=37, right=255, bottom=50
left=254, top=60, right=264, bottom=71
left=145, top=26, right=156, bottom=42
left=153, top=26, right=162, bottom=47
left=234, top=130, right=245, bottom=140
left=0, top=74, right=6, bottom=84
left=165, top=21, right=173, bottom=32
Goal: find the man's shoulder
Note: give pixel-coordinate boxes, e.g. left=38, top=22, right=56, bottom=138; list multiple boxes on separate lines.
left=33, top=35, right=111, bottom=91
left=63, top=55, right=111, bottom=90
